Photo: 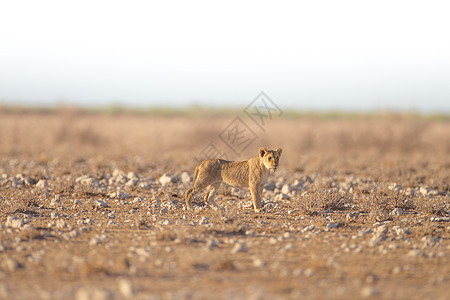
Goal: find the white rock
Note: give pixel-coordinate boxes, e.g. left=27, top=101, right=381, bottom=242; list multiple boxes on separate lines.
left=50, top=195, right=61, bottom=206
left=407, top=249, right=426, bottom=257
left=125, top=178, right=139, bottom=187
left=375, top=225, right=388, bottom=235
left=159, top=174, right=177, bottom=186
left=368, top=233, right=386, bottom=247
left=405, top=188, right=415, bottom=196
left=0, top=242, right=6, bottom=252
left=361, top=286, right=379, bottom=298
left=253, top=258, right=266, bottom=268
left=275, top=193, right=290, bottom=201
left=206, top=239, right=218, bottom=250
left=76, top=175, right=100, bottom=187
left=293, top=268, right=303, bottom=276
left=392, top=226, right=411, bottom=235
left=1, top=257, right=19, bottom=271
left=180, top=172, right=191, bottom=184
left=55, top=219, right=67, bottom=229
left=84, top=218, right=94, bottom=224
left=269, top=237, right=277, bottom=244
left=89, top=237, right=101, bottom=246
left=419, top=186, right=429, bottom=196
left=231, top=242, right=247, bottom=253
left=359, top=228, right=373, bottom=236
left=5, top=216, right=24, bottom=229
left=36, top=179, right=48, bottom=189
left=199, top=217, right=209, bottom=225
left=388, top=183, right=399, bottom=190
left=96, top=199, right=108, bottom=208
left=430, top=216, right=450, bottom=222
left=109, top=190, right=130, bottom=199
left=281, top=184, right=292, bottom=194
left=133, top=197, right=145, bottom=203
left=421, top=236, right=440, bottom=248
left=246, top=230, right=256, bottom=237
left=302, top=225, right=315, bottom=232
left=112, top=169, right=124, bottom=177
left=390, top=208, right=404, bottom=216
left=162, top=200, right=177, bottom=210
left=63, top=230, right=80, bottom=240
left=127, top=172, right=138, bottom=179
left=138, top=182, right=152, bottom=189
left=89, top=234, right=108, bottom=246
left=51, top=211, right=60, bottom=219
left=118, top=279, right=134, bottom=298
left=327, top=223, right=338, bottom=229
left=76, top=288, right=112, bottom=300
left=282, top=243, right=294, bottom=252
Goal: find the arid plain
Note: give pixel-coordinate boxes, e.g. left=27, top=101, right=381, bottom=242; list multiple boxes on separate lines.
left=0, top=109, right=448, bottom=299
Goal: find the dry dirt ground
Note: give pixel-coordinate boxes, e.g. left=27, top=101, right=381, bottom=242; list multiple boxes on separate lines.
left=0, top=110, right=449, bottom=299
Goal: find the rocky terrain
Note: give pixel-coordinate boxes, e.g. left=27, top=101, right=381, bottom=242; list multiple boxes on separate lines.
left=0, top=110, right=448, bottom=299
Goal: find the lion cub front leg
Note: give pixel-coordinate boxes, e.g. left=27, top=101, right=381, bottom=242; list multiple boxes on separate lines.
left=250, top=183, right=262, bottom=213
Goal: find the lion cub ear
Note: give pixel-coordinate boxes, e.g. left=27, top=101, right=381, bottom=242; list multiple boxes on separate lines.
left=259, top=147, right=268, bottom=157
left=276, top=148, right=283, bottom=156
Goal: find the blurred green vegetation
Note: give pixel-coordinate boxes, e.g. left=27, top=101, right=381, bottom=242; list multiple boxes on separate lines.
left=0, top=103, right=448, bottom=121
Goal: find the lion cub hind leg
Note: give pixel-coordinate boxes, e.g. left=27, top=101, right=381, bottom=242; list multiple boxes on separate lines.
left=185, top=166, right=215, bottom=210
left=204, top=182, right=223, bottom=211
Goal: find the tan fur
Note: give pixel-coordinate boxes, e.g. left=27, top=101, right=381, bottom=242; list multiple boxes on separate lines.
left=185, top=147, right=282, bottom=212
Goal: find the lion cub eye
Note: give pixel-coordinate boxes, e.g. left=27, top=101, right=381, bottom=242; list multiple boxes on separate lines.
left=268, top=157, right=272, bottom=161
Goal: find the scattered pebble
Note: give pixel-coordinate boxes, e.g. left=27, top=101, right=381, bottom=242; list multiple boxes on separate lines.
left=118, top=279, right=134, bottom=298
left=369, top=233, right=386, bottom=247
left=199, top=217, right=209, bottom=225
left=96, top=200, right=108, bottom=208
left=264, top=182, right=276, bottom=191
left=206, top=239, right=218, bottom=250
left=302, top=225, right=315, bottom=232
left=1, top=257, right=20, bottom=272
left=159, top=174, right=177, bottom=186
left=281, top=184, right=292, bottom=194
left=252, top=258, right=266, bottom=268
left=407, top=249, right=426, bottom=257
left=36, top=179, right=48, bottom=189
left=304, top=268, right=315, bottom=277
left=76, top=175, right=100, bottom=188
left=5, top=216, right=25, bottom=229
left=231, top=242, right=247, bottom=253
left=327, top=223, right=338, bottom=229
left=180, top=171, right=191, bottom=184
left=55, top=219, right=67, bottom=229
left=390, top=208, right=404, bottom=216
left=430, top=216, right=450, bottom=222
left=361, top=286, right=379, bottom=298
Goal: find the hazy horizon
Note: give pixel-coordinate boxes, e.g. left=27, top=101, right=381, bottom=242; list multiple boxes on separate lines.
left=1, top=1, right=449, bottom=113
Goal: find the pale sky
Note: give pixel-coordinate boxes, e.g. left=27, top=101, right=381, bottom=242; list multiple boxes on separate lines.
left=1, top=0, right=449, bottom=112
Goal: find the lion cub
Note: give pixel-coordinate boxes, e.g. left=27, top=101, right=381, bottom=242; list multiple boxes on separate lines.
left=185, top=147, right=282, bottom=212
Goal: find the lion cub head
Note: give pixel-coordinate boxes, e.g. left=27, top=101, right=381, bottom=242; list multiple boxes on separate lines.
left=259, top=147, right=282, bottom=171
